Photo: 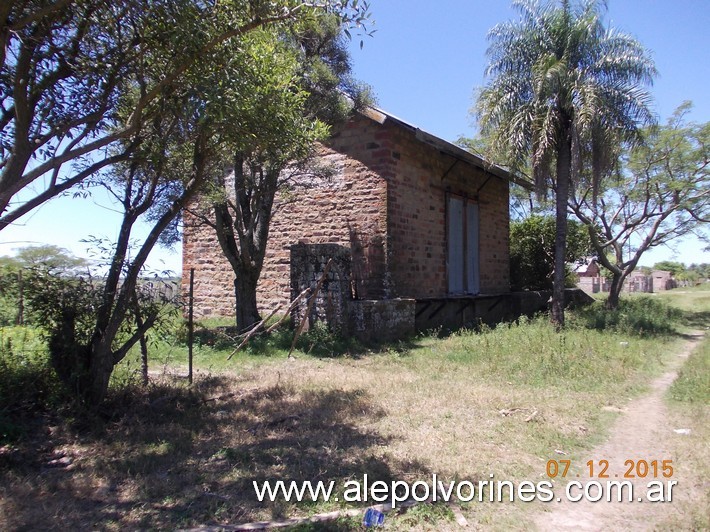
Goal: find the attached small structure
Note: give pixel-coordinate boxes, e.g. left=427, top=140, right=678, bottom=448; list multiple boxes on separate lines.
left=182, top=107, right=531, bottom=338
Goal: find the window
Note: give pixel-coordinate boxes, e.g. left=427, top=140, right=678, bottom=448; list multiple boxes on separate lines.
left=447, top=194, right=480, bottom=295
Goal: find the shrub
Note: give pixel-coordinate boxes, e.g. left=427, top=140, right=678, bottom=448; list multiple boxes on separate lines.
left=0, top=326, right=63, bottom=442
left=510, top=215, right=591, bottom=291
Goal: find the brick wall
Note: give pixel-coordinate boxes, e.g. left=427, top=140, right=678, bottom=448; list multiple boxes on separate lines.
left=182, top=127, right=389, bottom=319
left=182, top=208, right=236, bottom=318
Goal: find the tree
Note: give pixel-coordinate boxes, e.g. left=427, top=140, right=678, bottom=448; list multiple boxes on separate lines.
left=13, top=1, right=372, bottom=405
left=475, top=0, right=655, bottom=328
left=510, top=215, right=591, bottom=290
left=0, top=0, right=372, bottom=230
left=190, top=16, right=370, bottom=331
left=570, top=105, right=709, bottom=307
left=651, top=261, right=686, bottom=277
left=688, top=263, right=710, bottom=281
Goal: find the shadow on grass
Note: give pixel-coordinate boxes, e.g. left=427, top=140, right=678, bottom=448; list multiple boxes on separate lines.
left=680, top=310, right=710, bottom=331
left=0, top=375, right=430, bottom=530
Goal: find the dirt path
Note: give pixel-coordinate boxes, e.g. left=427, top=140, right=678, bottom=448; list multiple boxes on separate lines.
left=533, top=331, right=705, bottom=531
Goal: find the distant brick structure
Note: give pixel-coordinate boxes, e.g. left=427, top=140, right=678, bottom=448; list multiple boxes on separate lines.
left=182, top=108, right=516, bottom=323
left=651, top=270, right=676, bottom=291
left=574, top=258, right=604, bottom=294
left=574, top=260, right=678, bottom=295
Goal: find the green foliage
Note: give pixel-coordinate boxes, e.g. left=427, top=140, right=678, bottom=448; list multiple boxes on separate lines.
left=0, top=257, right=21, bottom=326
left=0, top=0, right=373, bottom=227
left=510, top=215, right=591, bottom=290
left=688, top=263, right=710, bottom=280
left=475, top=0, right=655, bottom=183
left=24, top=273, right=101, bottom=344
left=295, top=321, right=364, bottom=358
left=21, top=264, right=177, bottom=400
left=12, top=245, right=87, bottom=272
left=570, top=297, right=682, bottom=337
left=0, top=246, right=88, bottom=326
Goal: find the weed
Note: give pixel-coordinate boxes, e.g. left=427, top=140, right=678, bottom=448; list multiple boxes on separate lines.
left=391, top=502, right=455, bottom=529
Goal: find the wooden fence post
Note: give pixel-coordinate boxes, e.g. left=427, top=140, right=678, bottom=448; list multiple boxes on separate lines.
left=188, top=268, right=194, bottom=384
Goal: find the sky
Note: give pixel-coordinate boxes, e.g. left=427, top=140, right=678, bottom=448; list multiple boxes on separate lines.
left=1, top=0, right=709, bottom=272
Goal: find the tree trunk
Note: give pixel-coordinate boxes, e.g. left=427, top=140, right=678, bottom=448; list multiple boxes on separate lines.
left=551, top=128, right=572, bottom=330
left=234, top=267, right=262, bottom=333
left=50, top=324, right=113, bottom=406
left=133, top=295, right=149, bottom=386
left=606, top=270, right=626, bottom=310
left=48, top=307, right=88, bottom=395
left=85, top=341, right=115, bottom=404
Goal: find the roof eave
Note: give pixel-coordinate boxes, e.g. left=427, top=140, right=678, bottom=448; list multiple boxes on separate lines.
left=360, top=107, right=533, bottom=191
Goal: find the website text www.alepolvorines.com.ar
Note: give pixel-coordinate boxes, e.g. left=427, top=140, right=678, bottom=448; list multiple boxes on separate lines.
left=253, top=474, right=678, bottom=508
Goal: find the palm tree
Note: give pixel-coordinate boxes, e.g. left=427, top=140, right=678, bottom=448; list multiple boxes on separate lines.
left=476, top=0, right=655, bottom=328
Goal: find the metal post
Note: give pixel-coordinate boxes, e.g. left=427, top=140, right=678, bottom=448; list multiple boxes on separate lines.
left=188, top=268, right=194, bottom=384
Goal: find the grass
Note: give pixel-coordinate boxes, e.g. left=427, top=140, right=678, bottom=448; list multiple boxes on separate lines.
left=657, top=284, right=710, bottom=531
left=0, top=326, right=64, bottom=443
left=669, top=337, right=710, bottom=403
left=657, top=336, right=710, bottom=531
left=0, top=289, right=707, bottom=530
left=570, top=296, right=682, bottom=336
left=656, top=283, right=710, bottom=331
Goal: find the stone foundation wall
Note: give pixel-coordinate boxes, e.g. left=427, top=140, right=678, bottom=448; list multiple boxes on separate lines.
left=347, top=299, right=415, bottom=343
left=290, top=243, right=415, bottom=342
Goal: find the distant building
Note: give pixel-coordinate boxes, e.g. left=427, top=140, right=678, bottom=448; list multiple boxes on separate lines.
left=651, top=270, right=677, bottom=291
left=574, top=260, right=676, bottom=295
left=574, top=258, right=607, bottom=294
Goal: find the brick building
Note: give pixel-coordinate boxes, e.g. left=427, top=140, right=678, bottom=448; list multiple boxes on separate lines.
left=182, top=107, right=523, bottom=333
